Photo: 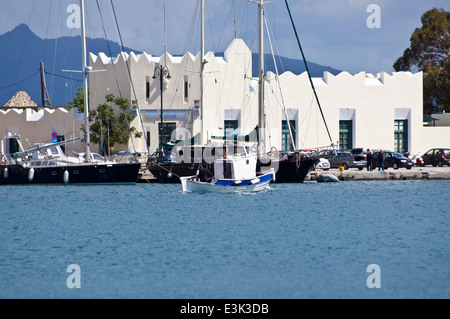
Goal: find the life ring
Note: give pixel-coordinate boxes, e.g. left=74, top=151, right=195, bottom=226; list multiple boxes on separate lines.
left=270, top=146, right=279, bottom=157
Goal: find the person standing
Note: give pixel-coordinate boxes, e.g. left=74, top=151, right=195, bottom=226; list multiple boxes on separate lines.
left=366, top=149, right=373, bottom=171
left=197, top=164, right=214, bottom=182
left=378, top=150, right=385, bottom=171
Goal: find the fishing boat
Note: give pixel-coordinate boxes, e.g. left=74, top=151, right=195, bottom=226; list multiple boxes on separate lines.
left=180, top=147, right=275, bottom=194
left=0, top=0, right=141, bottom=185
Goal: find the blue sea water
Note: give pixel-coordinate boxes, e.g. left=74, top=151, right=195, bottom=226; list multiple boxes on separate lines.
left=0, top=180, right=449, bottom=299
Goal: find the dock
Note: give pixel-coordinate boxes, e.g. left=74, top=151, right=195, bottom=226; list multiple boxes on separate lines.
left=137, top=170, right=159, bottom=183
left=137, top=166, right=450, bottom=184
left=307, top=166, right=450, bottom=181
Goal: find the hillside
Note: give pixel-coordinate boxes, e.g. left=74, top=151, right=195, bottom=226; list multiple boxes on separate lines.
left=0, top=24, right=138, bottom=106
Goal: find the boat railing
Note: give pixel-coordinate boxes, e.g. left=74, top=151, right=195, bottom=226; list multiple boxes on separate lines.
left=1, top=154, right=16, bottom=165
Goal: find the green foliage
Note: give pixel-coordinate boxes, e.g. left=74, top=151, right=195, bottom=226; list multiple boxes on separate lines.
left=393, top=8, right=450, bottom=115
left=68, top=87, right=85, bottom=113
left=69, top=90, right=142, bottom=149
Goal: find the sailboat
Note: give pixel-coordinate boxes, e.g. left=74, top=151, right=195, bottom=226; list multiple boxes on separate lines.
left=0, top=0, right=141, bottom=185
left=147, top=0, right=213, bottom=184
left=147, top=0, right=319, bottom=184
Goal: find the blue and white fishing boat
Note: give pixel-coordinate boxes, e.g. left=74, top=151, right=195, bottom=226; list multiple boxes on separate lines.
left=181, top=151, right=275, bottom=194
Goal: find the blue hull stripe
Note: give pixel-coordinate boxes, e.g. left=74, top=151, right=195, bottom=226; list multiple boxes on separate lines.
left=213, top=172, right=273, bottom=186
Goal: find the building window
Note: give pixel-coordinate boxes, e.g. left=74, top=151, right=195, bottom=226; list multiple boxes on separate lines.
left=394, top=120, right=408, bottom=153
left=224, top=120, right=238, bottom=136
left=339, top=120, right=353, bottom=150
left=281, top=120, right=295, bottom=151
left=145, top=76, right=150, bottom=100
left=158, top=122, right=177, bottom=145
left=184, top=76, right=189, bottom=103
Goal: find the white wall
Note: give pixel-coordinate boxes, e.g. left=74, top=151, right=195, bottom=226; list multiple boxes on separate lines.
left=89, top=39, right=450, bottom=157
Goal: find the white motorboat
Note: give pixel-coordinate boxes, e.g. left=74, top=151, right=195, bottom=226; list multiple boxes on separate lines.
left=181, top=151, right=275, bottom=194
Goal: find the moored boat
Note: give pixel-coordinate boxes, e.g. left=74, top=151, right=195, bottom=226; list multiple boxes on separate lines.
left=0, top=0, right=142, bottom=185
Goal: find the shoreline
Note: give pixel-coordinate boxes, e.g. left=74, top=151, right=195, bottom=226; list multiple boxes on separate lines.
left=307, top=166, right=450, bottom=181
left=139, top=166, right=450, bottom=183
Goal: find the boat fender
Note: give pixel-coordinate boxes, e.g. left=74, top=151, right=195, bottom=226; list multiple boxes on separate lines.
left=167, top=172, right=173, bottom=178
left=3, top=167, right=8, bottom=179
left=233, top=180, right=242, bottom=185
left=63, top=170, right=69, bottom=184
left=28, top=168, right=35, bottom=182
left=249, top=178, right=260, bottom=185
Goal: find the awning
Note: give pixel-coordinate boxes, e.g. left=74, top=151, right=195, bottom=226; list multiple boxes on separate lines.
left=162, top=133, right=201, bottom=148
left=423, top=115, right=439, bottom=126
left=211, top=126, right=259, bottom=142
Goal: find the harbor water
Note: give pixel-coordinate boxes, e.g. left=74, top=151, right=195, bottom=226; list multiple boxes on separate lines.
left=1, top=180, right=449, bottom=299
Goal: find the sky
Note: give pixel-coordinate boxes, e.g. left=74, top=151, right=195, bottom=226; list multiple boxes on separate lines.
left=0, top=0, right=449, bottom=74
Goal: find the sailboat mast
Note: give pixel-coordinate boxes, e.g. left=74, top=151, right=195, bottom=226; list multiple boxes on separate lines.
left=80, top=0, right=91, bottom=161
left=258, top=0, right=265, bottom=155
left=200, top=0, right=205, bottom=145
left=234, top=0, right=237, bottom=39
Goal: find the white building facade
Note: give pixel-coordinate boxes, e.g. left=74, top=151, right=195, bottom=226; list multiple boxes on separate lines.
left=86, top=39, right=447, bottom=157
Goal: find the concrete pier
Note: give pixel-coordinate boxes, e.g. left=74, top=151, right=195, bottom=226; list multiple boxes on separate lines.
left=307, top=166, right=450, bottom=181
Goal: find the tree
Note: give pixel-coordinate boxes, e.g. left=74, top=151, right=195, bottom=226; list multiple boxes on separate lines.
left=393, top=8, right=450, bottom=115
left=68, top=87, right=85, bottom=112
left=69, top=90, right=142, bottom=154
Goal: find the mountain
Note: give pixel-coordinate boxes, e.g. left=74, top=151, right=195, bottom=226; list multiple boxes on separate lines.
left=0, top=24, right=138, bottom=106
left=252, top=54, right=341, bottom=78
left=0, top=24, right=341, bottom=107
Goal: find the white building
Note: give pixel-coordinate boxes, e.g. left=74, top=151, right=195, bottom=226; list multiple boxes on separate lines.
left=3, top=40, right=448, bottom=158
left=90, top=39, right=450, bottom=157
left=0, top=91, right=85, bottom=153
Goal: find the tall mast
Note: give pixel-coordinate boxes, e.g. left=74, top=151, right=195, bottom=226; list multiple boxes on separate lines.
left=40, top=61, right=51, bottom=107
left=258, top=0, right=265, bottom=155
left=80, top=0, right=91, bottom=161
left=234, top=0, right=237, bottom=39
left=164, top=0, right=167, bottom=66
left=200, top=0, right=205, bottom=145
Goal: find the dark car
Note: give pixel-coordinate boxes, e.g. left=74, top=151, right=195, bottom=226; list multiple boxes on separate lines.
left=328, top=151, right=366, bottom=170
left=372, top=150, right=414, bottom=170
left=421, top=148, right=450, bottom=167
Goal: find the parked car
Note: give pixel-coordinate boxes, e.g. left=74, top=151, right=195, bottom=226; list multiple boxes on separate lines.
left=312, top=149, right=337, bottom=170
left=421, top=148, right=450, bottom=167
left=350, top=148, right=366, bottom=157
left=315, top=157, right=330, bottom=170
left=315, top=149, right=339, bottom=158
left=328, top=151, right=366, bottom=170
left=372, top=150, right=414, bottom=169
